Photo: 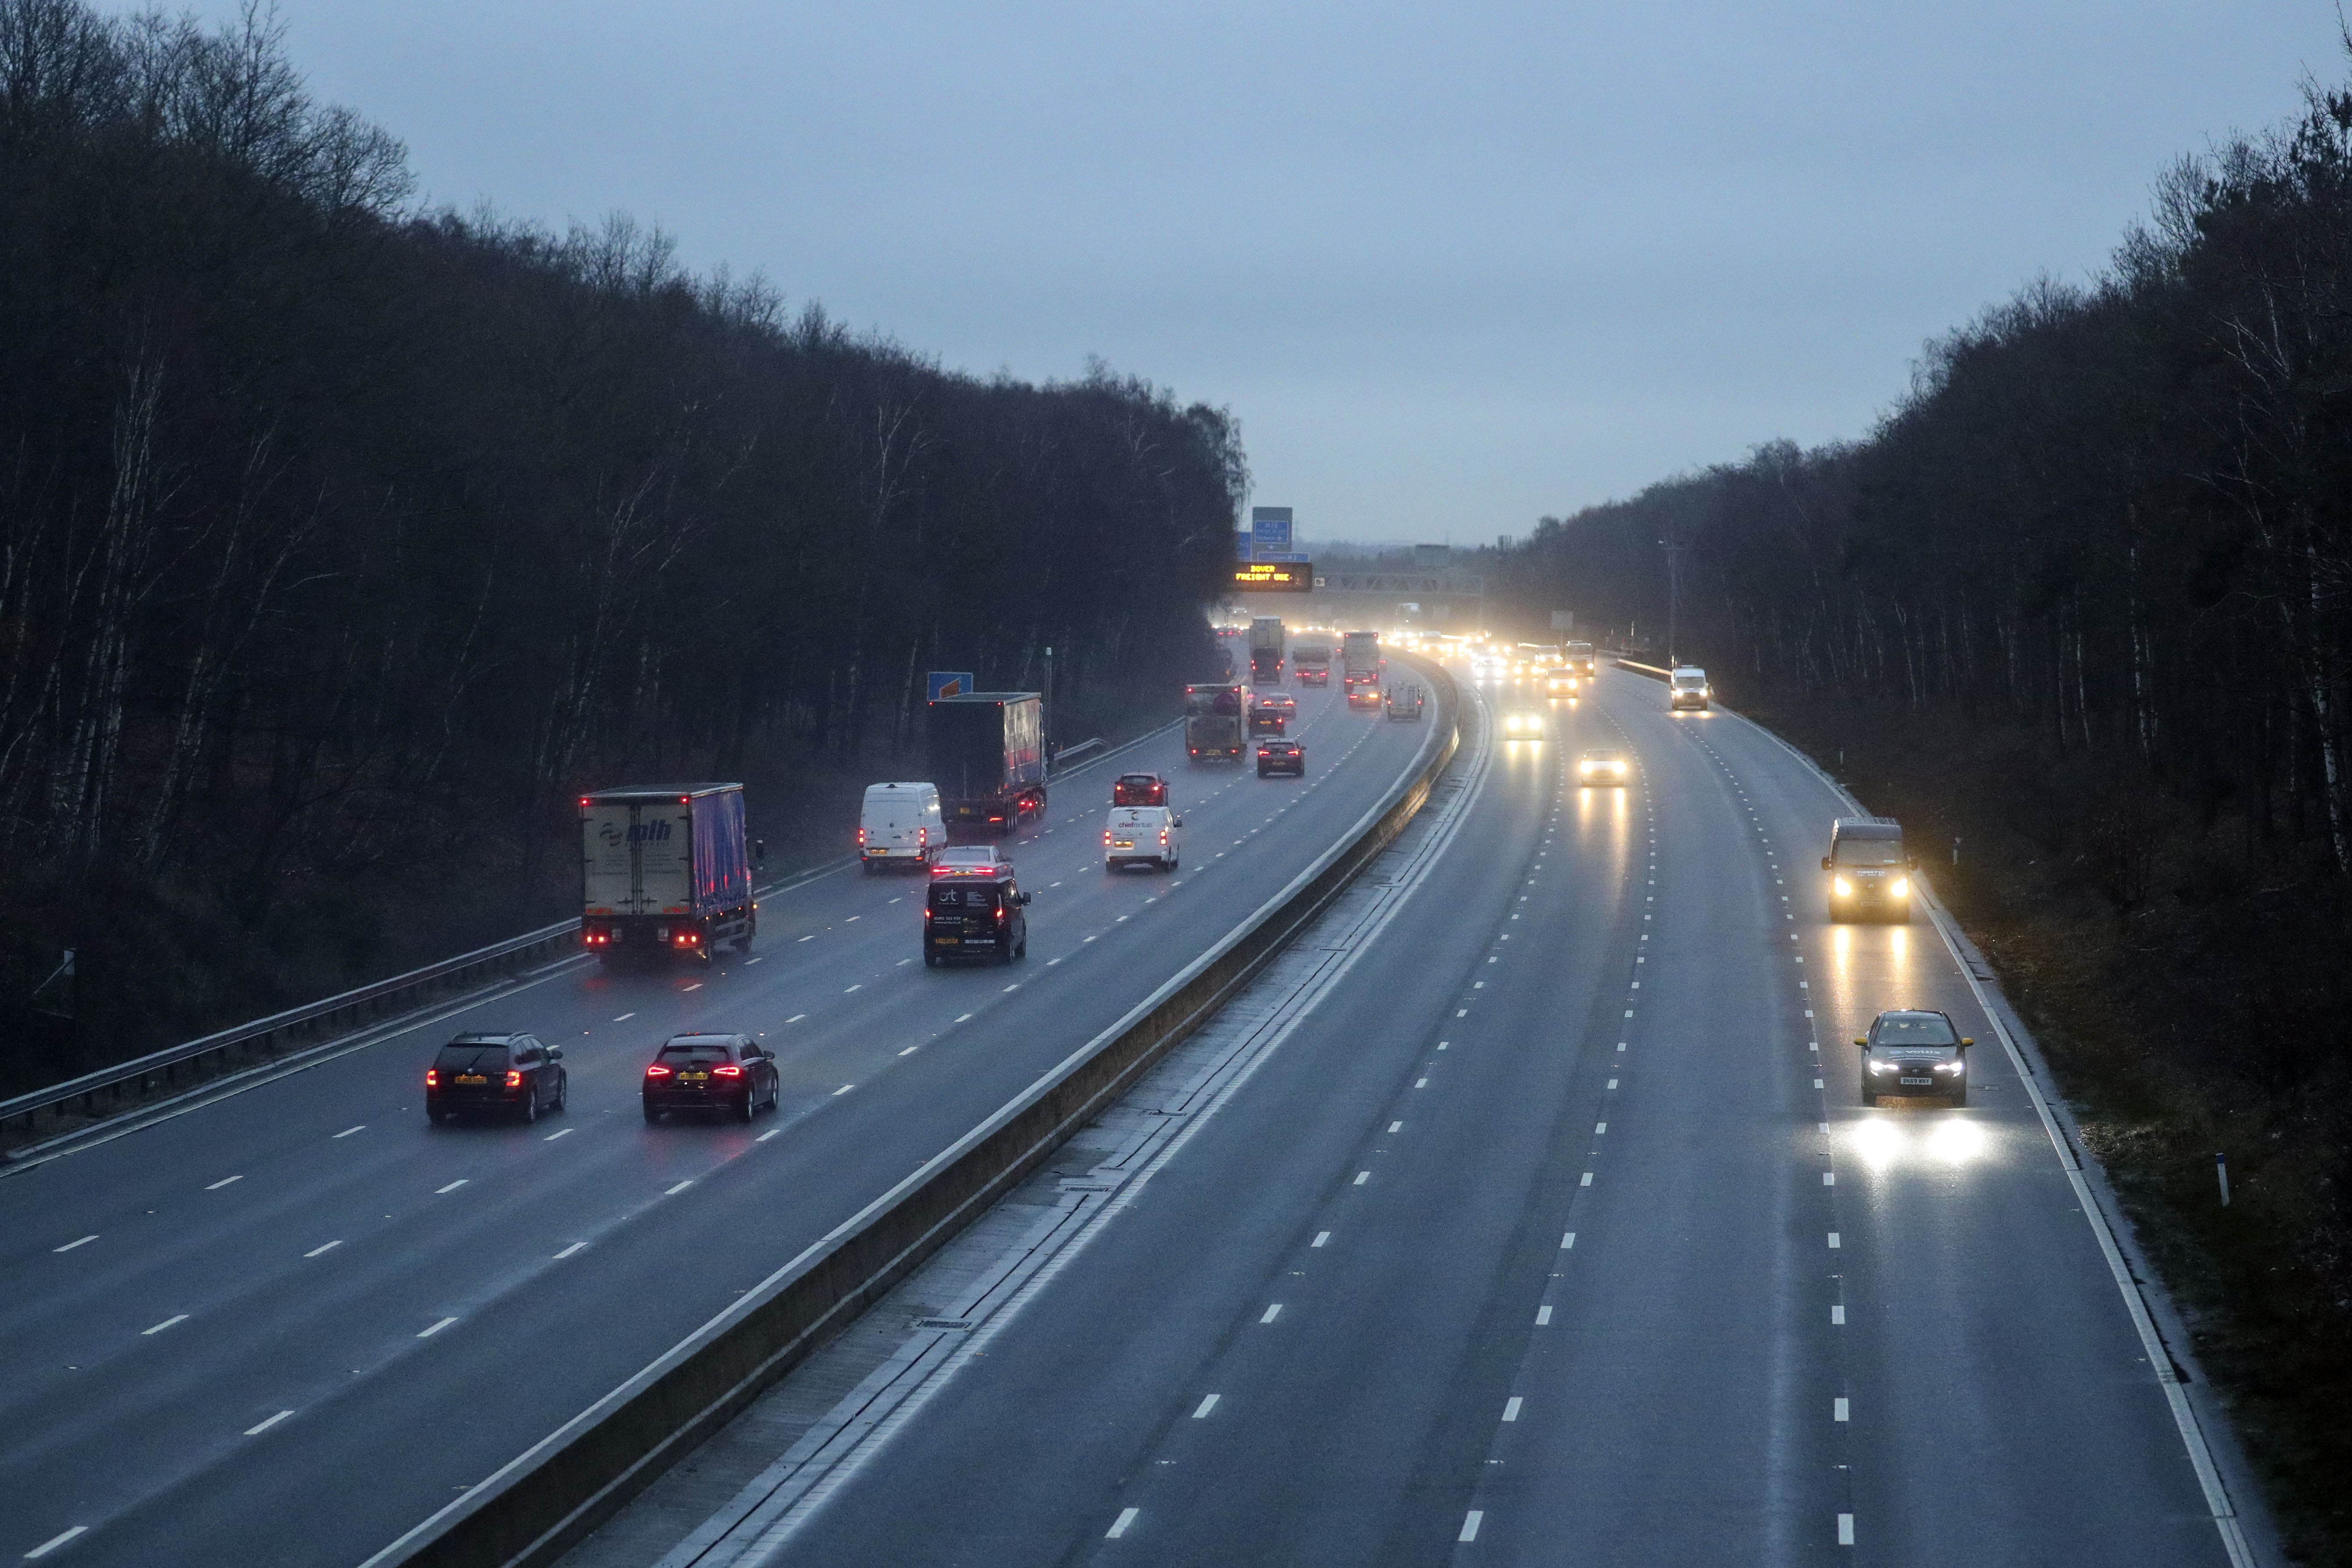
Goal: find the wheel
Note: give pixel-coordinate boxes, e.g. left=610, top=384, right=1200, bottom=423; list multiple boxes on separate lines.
left=735, top=1091, right=755, bottom=1124
left=643, top=1102, right=661, bottom=1124
left=427, top=1107, right=448, bottom=1127
left=925, top=952, right=940, bottom=967
left=1165, top=856, right=1178, bottom=872
left=552, top=1074, right=568, bottom=1114
left=1016, top=936, right=1028, bottom=960
left=1859, top=1084, right=1875, bottom=1107
left=518, top=1090, right=538, bottom=1125
left=1952, top=1086, right=1968, bottom=1107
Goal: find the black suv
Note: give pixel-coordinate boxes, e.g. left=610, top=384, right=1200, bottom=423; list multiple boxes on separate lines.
left=426, top=1034, right=566, bottom=1124
left=1856, top=1009, right=1973, bottom=1106
left=1257, top=738, right=1305, bottom=777
left=643, top=1033, right=779, bottom=1123
left=1112, top=772, right=1169, bottom=806
left=924, top=855, right=1030, bottom=964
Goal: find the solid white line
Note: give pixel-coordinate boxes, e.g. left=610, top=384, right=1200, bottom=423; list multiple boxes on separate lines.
left=1192, top=1394, right=1219, bottom=1418
left=1260, top=1304, right=1282, bottom=1323
left=613, top=1013, right=636, bottom=1023
left=333, top=1125, right=366, bottom=1138
left=141, top=1314, right=187, bottom=1336
left=1838, top=1513, right=1855, bottom=1545
left=206, top=1175, right=242, bottom=1190
left=543, top=1128, right=573, bottom=1142
left=898, top=1045, right=919, bottom=1055
left=833, top=1084, right=855, bottom=1096
left=1502, top=1396, right=1523, bottom=1422
left=1834, top=1397, right=1849, bottom=1421
left=24, top=1526, right=87, bottom=1558
left=1312, top=1231, right=1329, bottom=1247
left=1002, top=984, right=1020, bottom=992
left=418, top=1317, right=457, bottom=1338
left=1536, top=1305, right=1552, bottom=1325
left=844, top=985, right=861, bottom=993
left=786, top=1014, right=807, bottom=1023
left=436, top=1180, right=467, bottom=1194
left=954, top=1013, right=973, bottom=1023
left=684, top=982, right=704, bottom=992
left=1459, top=1510, right=1483, bottom=1542
left=756, top=1129, right=780, bottom=1142
left=1559, top=1231, right=1575, bottom=1249
left=53, top=1235, right=96, bottom=1253
left=304, top=1240, right=342, bottom=1258
left=244, top=1409, right=294, bottom=1436
left=798, top=935, right=815, bottom=943
left=555, top=1242, right=587, bottom=1258
left=667, top=1180, right=694, bottom=1194
left=745, top=957, right=763, bottom=965
left=1106, top=1508, right=1138, bottom=1539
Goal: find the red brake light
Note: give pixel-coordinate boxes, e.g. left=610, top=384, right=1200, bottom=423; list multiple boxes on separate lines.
left=857, top=828, right=866, bottom=843
left=646, top=1063, right=672, bottom=1078
left=713, top=1064, right=744, bottom=1078
left=504, top=1069, right=524, bottom=1088
left=425, top=1069, right=439, bottom=1087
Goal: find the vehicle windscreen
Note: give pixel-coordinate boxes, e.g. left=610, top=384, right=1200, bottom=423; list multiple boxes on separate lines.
left=1834, top=838, right=1905, bottom=867
left=1873, top=1016, right=1956, bottom=1046
left=435, top=1043, right=509, bottom=1070
left=658, top=1042, right=736, bottom=1064
left=930, top=884, right=1001, bottom=911
left=1671, top=673, right=1705, bottom=689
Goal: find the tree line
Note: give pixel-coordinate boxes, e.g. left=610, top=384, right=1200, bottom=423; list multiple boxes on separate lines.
left=0, top=0, right=1242, bottom=1056
left=1499, top=70, right=2352, bottom=882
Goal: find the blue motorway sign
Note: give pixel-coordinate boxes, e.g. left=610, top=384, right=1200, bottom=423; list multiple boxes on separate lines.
left=927, top=671, right=976, bottom=701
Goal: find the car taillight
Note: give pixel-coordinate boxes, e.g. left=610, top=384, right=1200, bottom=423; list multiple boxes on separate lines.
left=918, top=827, right=927, bottom=845
left=1104, top=830, right=1112, bottom=844
left=425, top=1069, right=439, bottom=1087
left=504, top=1069, right=524, bottom=1088
left=646, top=1064, right=672, bottom=1078
left=713, top=1064, right=743, bottom=1078
left=1160, top=829, right=1169, bottom=842
left=996, top=904, right=1008, bottom=921
left=857, top=828, right=866, bottom=843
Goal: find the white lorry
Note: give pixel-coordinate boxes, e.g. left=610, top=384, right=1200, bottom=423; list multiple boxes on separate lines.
left=859, top=782, right=945, bottom=871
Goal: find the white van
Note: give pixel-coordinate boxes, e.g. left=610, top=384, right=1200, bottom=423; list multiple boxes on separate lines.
left=1104, top=806, right=1181, bottom=872
left=860, top=782, right=945, bottom=872
left=1668, top=667, right=1711, bottom=711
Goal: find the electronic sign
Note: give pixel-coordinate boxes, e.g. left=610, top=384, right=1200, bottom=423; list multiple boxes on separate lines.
left=1231, top=559, right=1312, bottom=593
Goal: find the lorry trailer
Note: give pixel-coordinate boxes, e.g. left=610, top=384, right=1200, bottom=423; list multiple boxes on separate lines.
left=1342, top=630, right=1382, bottom=691
left=580, top=784, right=755, bottom=963
left=928, top=691, right=1048, bottom=835
left=1185, top=683, right=1246, bottom=761
left=1249, top=617, right=1287, bottom=685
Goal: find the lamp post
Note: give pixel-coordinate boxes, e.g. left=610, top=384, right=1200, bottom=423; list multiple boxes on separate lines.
left=1657, top=537, right=1684, bottom=665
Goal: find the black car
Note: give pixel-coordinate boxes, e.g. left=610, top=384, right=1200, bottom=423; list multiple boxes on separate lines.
left=426, top=1033, right=566, bottom=1124
left=1112, top=772, right=1169, bottom=806
left=1856, top=1009, right=1973, bottom=1106
left=642, top=1032, right=779, bottom=1123
left=1256, top=738, right=1305, bottom=777
left=925, top=857, right=1030, bottom=964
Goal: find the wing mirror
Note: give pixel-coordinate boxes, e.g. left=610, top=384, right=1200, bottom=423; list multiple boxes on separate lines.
left=1174, top=815, right=1185, bottom=827
left=1960, top=1037, right=1974, bottom=1049
left=1852, top=1037, right=1869, bottom=1049
left=1821, top=855, right=1833, bottom=871
left=547, top=1047, right=564, bottom=1062
left=1017, top=891, right=1033, bottom=906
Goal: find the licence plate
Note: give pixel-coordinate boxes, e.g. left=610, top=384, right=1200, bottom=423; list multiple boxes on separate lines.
left=683, top=1072, right=709, bottom=1083
left=1900, top=1076, right=1933, bottom=1086
left=455, top=1075, right=487, bottom=1085
left=936, top=937, right=959, bottom=945
left=1114, top=840, right=1134, bottom=849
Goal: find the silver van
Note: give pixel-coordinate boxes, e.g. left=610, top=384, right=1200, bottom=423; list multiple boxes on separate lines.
left=1823, top=816, right=1912, bottom=922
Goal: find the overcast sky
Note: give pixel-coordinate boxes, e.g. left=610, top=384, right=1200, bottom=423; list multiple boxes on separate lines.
left=115, top=1, right=2346, bottom=545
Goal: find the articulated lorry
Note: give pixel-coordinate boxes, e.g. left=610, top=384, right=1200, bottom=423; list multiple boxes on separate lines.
left=1185, top=683, right=1246, bottom=762
left=580, top=784, right=755, bottom=964
left=928, top=691, right=1047, bottom=835
left=1249, top=616, right=1287, bottom=685
left=1292, top=638, right=1333, bottom=685
left=1342, top=630, right=1382, bottom=701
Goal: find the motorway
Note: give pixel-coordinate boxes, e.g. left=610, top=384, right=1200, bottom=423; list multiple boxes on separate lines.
left=0, top=677, right=1436, bottom=1568
left=727, top=665, right=2246, bottom=1568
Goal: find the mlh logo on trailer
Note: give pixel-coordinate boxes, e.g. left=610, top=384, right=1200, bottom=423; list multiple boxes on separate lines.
left=599, top=820, right=673, bottom=847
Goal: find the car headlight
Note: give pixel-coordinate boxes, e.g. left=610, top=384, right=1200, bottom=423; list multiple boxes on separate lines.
left=1869, top=1058, right=1895, bottom=1072
left=1936, top=1059, right=1964, bottom=1072
left=1834, top=877, right=1853, bottom=896
left=1891, top=878, right=1908, bottom=896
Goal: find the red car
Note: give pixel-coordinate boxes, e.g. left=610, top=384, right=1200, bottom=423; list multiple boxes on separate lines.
left=1113, top=772, right=1169, bottom=806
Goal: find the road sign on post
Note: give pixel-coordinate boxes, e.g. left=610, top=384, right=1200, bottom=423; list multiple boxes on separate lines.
left=1251, top=506, right=1293, bottom=557
left=926, top=671, right=976, bottom=701
left=1551, top=610, right=1575, bottom=631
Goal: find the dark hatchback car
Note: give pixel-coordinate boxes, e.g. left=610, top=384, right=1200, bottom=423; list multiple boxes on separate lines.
left=1112, top=772, right=1169, bottom=806
left=426, top=1033, right=566, bottom=1125
left=1257, top=738, right=1306, bottom=777
left=1857, top=1009, right=1973, bottom=1106
left=642, top=1032, right=779, bottom=1123
left=924, top=859, right=1030, bottom=964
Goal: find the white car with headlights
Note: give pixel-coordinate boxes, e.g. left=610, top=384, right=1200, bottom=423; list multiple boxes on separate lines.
left=1857, top=1009, right=1972, bottom=1106
left=1500, top=710, right=1545, bottom=738
left=1104, top=805, right=1181, bottom=871
left=1577, top=748, right=1629, bottom=785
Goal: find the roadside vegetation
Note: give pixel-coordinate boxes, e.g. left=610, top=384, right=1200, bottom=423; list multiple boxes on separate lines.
left=1493, top=61, right=2352, bottom=1564
left=0, top=0, right=1244, bottom=1092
